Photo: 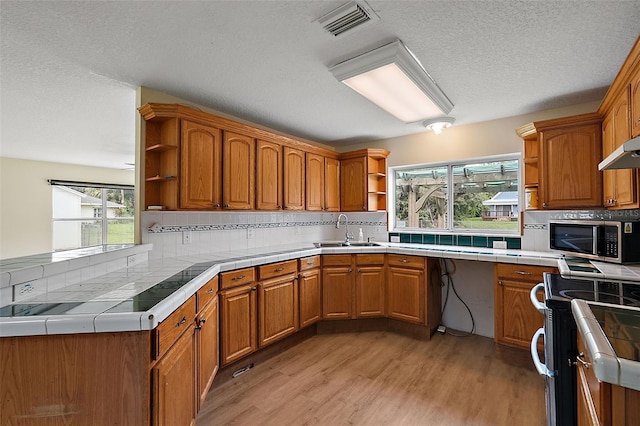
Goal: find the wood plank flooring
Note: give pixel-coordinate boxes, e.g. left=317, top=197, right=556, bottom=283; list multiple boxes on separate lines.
left=197, top=331, right=545, bottom=426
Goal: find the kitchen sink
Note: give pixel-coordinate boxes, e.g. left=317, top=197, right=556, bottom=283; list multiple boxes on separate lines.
left=313, top=241, right=381, bottom=247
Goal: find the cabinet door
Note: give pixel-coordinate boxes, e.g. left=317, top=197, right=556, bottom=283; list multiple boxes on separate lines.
left=612, top=89, right=638, bottom=209
left=356, top=266, right=385, bottom=318
left=299, top=268, right=321, bottom=328
left=322, top=266, right=353, bottom=319
left=340, top=156, right=367, bottom=211
left=494, top=279, right=543, bottom=349
left=283, top=147, right=305, bottom=210
left=577, top=357, right=600, bottom=426
left=223, top=132, right=255, bottom=210
left=602, top=111, right=616, bottom=208
left=632, top=68, right=640, bottom=138
left=539, top=124, right=602, bottom=209
left=306, top=153, right=325, bottom=211
left=324, top=157, right=340, bottom=212
left=256, top=140, right=283, bottom=210
left=387, top=267, right=424, bottom=324
left=152, top=325, right=196, bottom=426
left=258, top=274, right=299, bottom=347
left=180, top=120, right=222, bottom=209
left=220, top=284, right=257, bottom=365
left=197, top=295, right=218, bottom=410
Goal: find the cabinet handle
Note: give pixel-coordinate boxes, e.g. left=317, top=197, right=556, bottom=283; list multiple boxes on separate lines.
left=299, top=274, right=307, bottom=279
left=498, top=280, right=503, bottom=286
left=175, top=316, right=187, bottom=327
left=573, top=353, right=590, bottom=369
left=224, top=203, right=230, bottom=208
left=274, top=267, right=284, bottom=272
left=206, top=288, right=214, bottom=294
left=306, top=259, right=314, bottom=265
left=348, top=268, right=353, bottom=273
left=251, top=287, right=257, bottom=291
left=515, top=271, right=533, bottom=276
left=542, top=202, right=548, bottom=208
left=362, top=206, right=366, bottom=211
left=195, top=318, right=207, bottom=330
left=278, top=205, right=283, bottom=209
left=358, top=268, right=362, bottom=273
left=400, top=259, right=409, bottom=263
left=214, top=203, right=220, bottom=208
left=231, top=275, right=246, bottom=281
left=283, top=206, right=289, bottom=209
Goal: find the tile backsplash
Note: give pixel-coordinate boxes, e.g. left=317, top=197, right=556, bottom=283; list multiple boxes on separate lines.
left=141, top=211, right=389, bottom=259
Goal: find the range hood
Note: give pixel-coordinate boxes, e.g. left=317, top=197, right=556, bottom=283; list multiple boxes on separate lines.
left=599, top=136, right=640, bottom=170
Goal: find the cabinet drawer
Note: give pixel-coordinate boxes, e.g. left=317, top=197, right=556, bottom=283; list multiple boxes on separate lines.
left=355, top=254, right=385, bottom=265
left=322, top=254, right=352, bottom=266
left=197, top=275, right=218, bottom=312
left=495, top=263, right=554, bottom=282
left=153, top=296, right=196, bottom=360
left=220, top=267, right=256, bottom=289
left=387, top=254, right=424, bottom=269
left=259, top=260, right=297, bottom=280
left=299, top=255, right=320, bottom=271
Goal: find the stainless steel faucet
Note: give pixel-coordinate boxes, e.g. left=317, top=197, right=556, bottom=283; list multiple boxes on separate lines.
left=336, top=213, right=352, bottom=245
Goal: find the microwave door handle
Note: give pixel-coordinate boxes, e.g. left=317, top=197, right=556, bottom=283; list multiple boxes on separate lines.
left=530, top=283, right=547, bottom=314
left=531, top=328, right=554, bottom=378
left=594, top=226, right=600, bottom=256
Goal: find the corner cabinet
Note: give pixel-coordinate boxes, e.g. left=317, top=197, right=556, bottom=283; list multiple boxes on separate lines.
left=338, top=149, right=389, bottom=212
left=518, top=113, right=602, bottom=210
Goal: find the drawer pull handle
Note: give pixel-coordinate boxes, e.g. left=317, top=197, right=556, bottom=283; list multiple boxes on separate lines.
left=306, top=260, right=314, bottom=265
left=400, top=259, right=409, bottom=263
left=206, top=288, right=214, bottom=294
left=232, top=275, right=246, bottom=281
left=176, top=316, right=187, bottom=327
left=515, top=271, right=533, bottom=275
left=573, top=353, right=590, bottom=369
left=275, top=267, right=285, bottom=272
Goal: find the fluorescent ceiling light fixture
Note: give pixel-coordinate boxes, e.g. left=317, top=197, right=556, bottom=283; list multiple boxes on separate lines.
left=329, top=40, right=453, bottom=123
left=423, top=116, right=455, bottom=135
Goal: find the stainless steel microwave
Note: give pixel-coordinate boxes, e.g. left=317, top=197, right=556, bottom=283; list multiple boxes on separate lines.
left=549, top=219, right=640, bottom=263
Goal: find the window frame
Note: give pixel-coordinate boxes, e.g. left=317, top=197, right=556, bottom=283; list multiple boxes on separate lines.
left=49, top=179, right=134, bottom=251
left=388, top=153, right=522, bottom=235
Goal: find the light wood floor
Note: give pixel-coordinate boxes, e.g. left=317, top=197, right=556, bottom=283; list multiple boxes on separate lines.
left=197, top=331, right=545, bottom=426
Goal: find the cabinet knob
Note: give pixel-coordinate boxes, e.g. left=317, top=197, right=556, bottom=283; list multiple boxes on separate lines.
left=498, top=280, right=503, bottom=286
left=251, top=287, right=257, bottom=291
left=214, top=203, right=220, bottom=208
left=358, top=268, right=362, bottom=273
left=299, top=274, right=307, bottom=279
left=278, top=205, right=283, bottom=209
left=206, top=288, right=214, bottom=294
left=542, top=202, right=548, bottom=208
left=348, top=268, right=353, bottom=273
left=362, top=206, right=366, bottom=211
left=224, top=203, right=230, bottom=208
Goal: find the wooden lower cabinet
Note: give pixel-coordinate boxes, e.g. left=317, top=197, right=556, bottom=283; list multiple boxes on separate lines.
left=355, top=254, right=385, bottom=318
left=387, top=265, right=424, bottom=324
left=322, top=264, right=354, bottom=319
left=494, top=263, right=556, bottom=350
left=299, top=266, right=321, bottom=327
left=258, top=273, right=299, bottom=347
left=220, top=283, right=258, bottom=365
left=197, top=294, right=219, bottom=409
left=152, top=324, right=197, bottom=426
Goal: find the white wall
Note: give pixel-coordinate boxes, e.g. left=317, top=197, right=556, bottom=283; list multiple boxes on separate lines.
left=0, top=157, right=134, bottom=259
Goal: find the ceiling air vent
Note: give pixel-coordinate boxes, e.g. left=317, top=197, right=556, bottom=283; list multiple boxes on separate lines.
left=317, top=1, right=379, bottom=37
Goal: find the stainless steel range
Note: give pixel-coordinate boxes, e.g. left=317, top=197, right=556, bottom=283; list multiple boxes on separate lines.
left=529, top=273, right=640, bottom=426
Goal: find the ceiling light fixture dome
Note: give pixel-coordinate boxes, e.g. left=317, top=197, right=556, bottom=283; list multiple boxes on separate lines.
left=423, top=116, right=455, bottom=135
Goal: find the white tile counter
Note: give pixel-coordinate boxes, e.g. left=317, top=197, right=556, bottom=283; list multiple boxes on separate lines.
left=0, top=242, right=560, bottom=337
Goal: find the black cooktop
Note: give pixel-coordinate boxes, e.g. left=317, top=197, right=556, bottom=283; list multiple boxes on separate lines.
left=545, top=274, right=640, bottom=308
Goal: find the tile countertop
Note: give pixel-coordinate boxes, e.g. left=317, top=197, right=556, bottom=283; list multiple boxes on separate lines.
left=0, top=242, right=561, bottom=338
left=572, top=299, right=640, bottom=392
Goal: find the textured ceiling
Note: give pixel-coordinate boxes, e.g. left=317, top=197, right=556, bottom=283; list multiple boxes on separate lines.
left=1, top=1, right=639, bottom=169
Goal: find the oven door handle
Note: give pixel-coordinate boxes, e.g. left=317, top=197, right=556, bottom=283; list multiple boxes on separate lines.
left=531, top=327, right=554, bottom=378
left=530, top=283, right=546, bottom=314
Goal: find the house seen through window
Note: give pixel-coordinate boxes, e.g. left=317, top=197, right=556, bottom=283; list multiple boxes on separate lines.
left=51, top=180, right=134, bottom=251
left=392, top=155, right=520, bottom=234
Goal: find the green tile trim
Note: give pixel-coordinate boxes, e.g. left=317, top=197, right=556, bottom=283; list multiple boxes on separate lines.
left=392, top=233, right=520, bottom=249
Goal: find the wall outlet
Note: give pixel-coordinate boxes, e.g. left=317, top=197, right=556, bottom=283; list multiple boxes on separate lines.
left=493, top=241, right=507, bottom=249
left=182, top=231, right=192, bottom=244
left=247, top=228, right=254, bottom=239
left=390, top=236, right=400, bottom=243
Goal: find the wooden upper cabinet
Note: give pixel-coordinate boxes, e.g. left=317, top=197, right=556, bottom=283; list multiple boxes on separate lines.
left=223, top=132, right=255, bottom=210
left=324, top=157, right=340, bottom=212
left=632, top=66, right=640, bottom=138
left=305, top=153, right=325, bottom=211
left=340, top=156, right=367, bottom=211
left=180, top=120, right=222, bottom=209
left=610, top=89, right=638, bottom=209
left=256, top=140, right=283, bottom=210
left=537, top=114, right=602, bottom=209
left=283, top=147, right=305, bottom=210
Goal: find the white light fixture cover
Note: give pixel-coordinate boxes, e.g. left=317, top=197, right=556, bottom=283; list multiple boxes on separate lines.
left=329, top=40, right=453, bottom=123
left=423, top=116, right=455, bottom=135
